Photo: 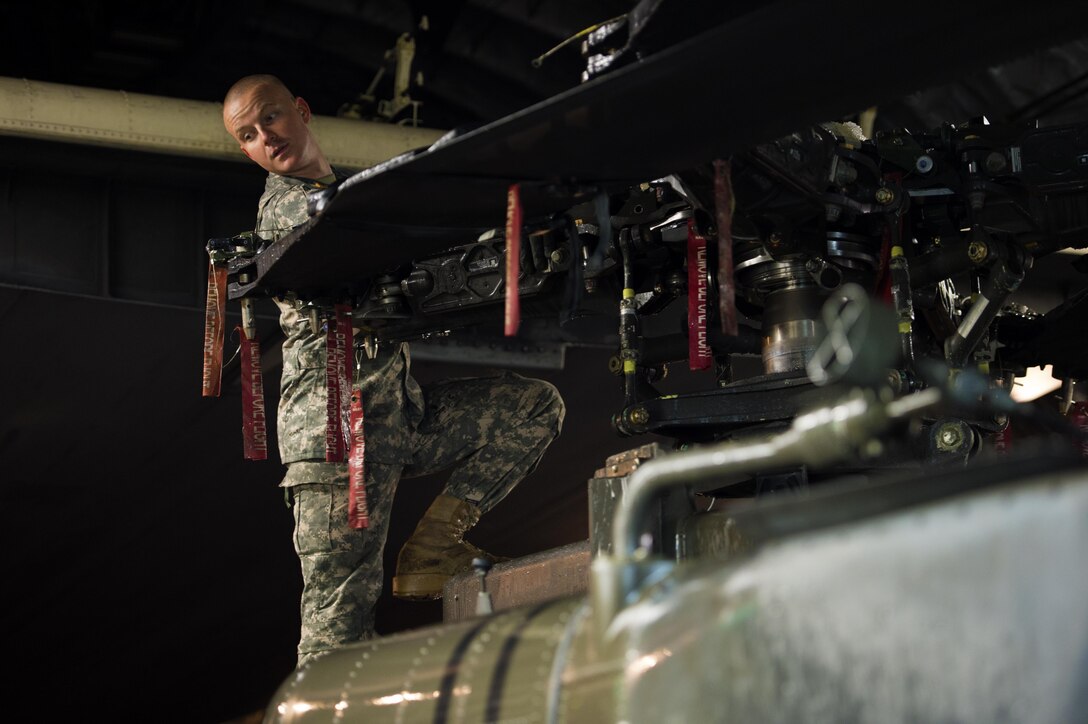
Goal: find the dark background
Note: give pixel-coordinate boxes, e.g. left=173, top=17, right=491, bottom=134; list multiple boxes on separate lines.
left=3, top=2, right=1088, bottom=722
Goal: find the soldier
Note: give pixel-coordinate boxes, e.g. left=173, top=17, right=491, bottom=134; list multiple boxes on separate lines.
left=222, top=74, right=565, bottom=667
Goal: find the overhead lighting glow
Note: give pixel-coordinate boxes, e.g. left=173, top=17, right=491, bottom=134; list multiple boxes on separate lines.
left=1011, top=365, right=1062, bottom=402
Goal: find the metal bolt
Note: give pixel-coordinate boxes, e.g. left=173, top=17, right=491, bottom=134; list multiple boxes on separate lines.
left=628, top=406, right=649, bottom=426
left=915, top=155, right=934, bottom=173
left=985, top=151, right=1007, bottom=174
left=967, top=240, right=989, bottom=264
left=936, top=422, right=964, bottom=452
left=874, top=187, right=895, bottom=205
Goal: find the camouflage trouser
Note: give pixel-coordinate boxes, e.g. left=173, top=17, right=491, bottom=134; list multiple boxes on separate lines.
left=289, top=371, right=564, bottom=666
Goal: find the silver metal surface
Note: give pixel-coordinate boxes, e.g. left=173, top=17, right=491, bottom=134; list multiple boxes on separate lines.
left=610, top=465, right=1088, bottom=723
left=763, top=318, right=822, bottom=373
left=263, top=454, right=1088, bottom=724
left=267, top=597, right=584, bottom=723
left=826, top=230, right=881, bottom=268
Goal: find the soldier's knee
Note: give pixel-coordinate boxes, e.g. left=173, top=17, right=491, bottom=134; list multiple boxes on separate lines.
left=502, top=372, right=565, bottom=430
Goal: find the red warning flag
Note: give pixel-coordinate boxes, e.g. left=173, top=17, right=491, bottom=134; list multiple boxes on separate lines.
left=713, top=159, right=738, bottom=336
left=348, top=390, right=369, bottom=529
left=202, top=263, right=228, bottom=397
left=237, top=325, right=268, bottom=461
left=687, top=220, right=712, bottom=371
left=324, top=304, right=353, bottom=462
left=505, top=183, right=522, bottom=337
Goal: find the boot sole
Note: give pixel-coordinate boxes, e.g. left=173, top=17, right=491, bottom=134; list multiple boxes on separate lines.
left=392, top=573, right=449, bottom=600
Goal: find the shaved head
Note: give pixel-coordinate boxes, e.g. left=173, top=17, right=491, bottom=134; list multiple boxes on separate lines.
left=223, top=74, right=294, bottom=108
left=223, top=74, right=331, bottom=179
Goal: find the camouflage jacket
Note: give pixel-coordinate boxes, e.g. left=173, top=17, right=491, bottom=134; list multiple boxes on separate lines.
left=256, top=172, right=425, bottom=472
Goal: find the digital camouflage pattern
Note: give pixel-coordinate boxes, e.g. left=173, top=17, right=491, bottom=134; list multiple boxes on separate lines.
left=292, top=371, right=564, bottom=664
left=257, top=172, right=425, bottom=467
left=255, top=172, right=566, bottom=666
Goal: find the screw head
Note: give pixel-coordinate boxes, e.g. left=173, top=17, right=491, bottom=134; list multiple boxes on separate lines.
left=936, top=422, right=965, bottom=451
left=967, top=241, right=989, bottom=264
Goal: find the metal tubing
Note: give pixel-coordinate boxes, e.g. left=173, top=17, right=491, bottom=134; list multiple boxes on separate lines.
left=616, top=392, right=850, bottom=561
left=945, top=252, right=1028, bottom=367
left=0, top=77, right=445, bottom=169
left=611, top=387, right=940, bottom=565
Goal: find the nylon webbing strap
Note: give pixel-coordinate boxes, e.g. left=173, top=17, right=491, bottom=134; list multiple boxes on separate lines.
left=348, top=389, right=369, bottom=529
left=237, top=325, right=268, bottom=460
left=505, top=183, right=522, bottom=337
left=324, top=304, right=353, bottom=462
left=202, top=262, right=228, bottom=397
left=687, top=220, right=712, bottom=371
left=713, top=159, right=738, bottom=336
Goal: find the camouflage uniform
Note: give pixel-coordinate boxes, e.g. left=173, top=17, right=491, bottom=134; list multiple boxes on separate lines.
left=256, top=172, right=565, bottom=667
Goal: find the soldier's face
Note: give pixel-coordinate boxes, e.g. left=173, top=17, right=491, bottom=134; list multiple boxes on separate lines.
left=224, top=83, right=324, bottom=179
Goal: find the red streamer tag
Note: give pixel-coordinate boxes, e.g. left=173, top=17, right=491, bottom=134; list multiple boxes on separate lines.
left=713, top=159, right=738, bottom=336
left=348, top=390, right=369, bottom=529
left=325, top=304, right=354, bottom=462
left=505, top=183, right=522, bottom=337
left=237, top=326, right=268, bottom=461
left=687, top=220, right=712, bottom=371
left=1069, top=401, right=1088, bottom=458
left=202, top=263, right=227, bottom=397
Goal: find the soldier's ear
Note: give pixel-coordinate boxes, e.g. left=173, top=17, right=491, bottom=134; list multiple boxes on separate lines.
left=295, top=97, right=312, bottom=124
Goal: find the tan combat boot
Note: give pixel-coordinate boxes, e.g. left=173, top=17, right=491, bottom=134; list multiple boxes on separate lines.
left=392, top=494, right=508, bottom=600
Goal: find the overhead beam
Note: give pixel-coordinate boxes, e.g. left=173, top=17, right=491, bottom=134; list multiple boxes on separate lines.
left=0, top=77, right=446, bottom=170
